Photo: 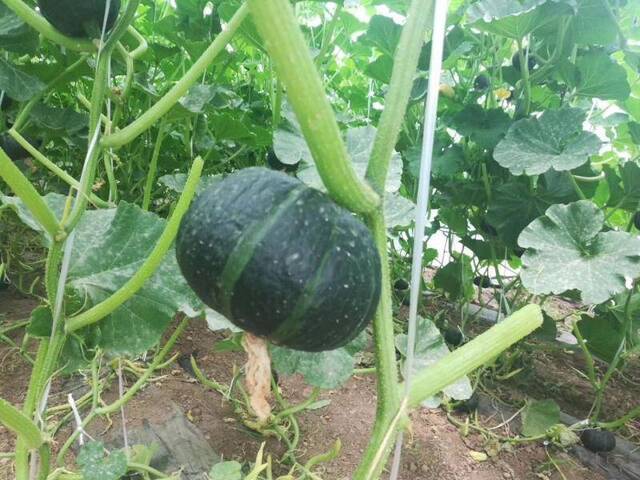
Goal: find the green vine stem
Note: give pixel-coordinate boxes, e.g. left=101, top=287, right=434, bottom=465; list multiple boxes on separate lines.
left=7, top=130, right=110, bottom=208
left=248, top=0, right=380, bottom=215
left=598, top=404, right=640, bottom=430
left=366, top=0, right=435, bottom=192
left=56, top=317, right=189, bottom=466
left=2, top=0, right=95, bottom=52
left=354, top=304, right=543, bottom=478
left=365, top=212, right=401, bottom=428
left=98, top=316, right=188, bottom=414
left=0, top=398, right=43, bottom=450
left=0, top=147, right=61, bottom=239
left=126, top=26, right=149, bottom=60
left=13, top=339, right=50, bottom=480
left=407, top=304, right=542, bottom=404
left=65, top=157, right=203, bottom=333
left=101, top=3, right=249, bottom=149
left=63, top=0, right=140, bottom=232
left=142, top=119, right=168, bottom=211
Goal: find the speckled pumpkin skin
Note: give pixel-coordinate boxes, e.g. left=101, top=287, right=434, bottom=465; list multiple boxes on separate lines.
left=176, top=167, right=381, bottom=352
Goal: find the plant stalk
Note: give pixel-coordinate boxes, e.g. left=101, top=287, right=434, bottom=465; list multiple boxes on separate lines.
left=102, top=3, right=249, bottom=149
left=248, top=0, right=380, bottom=214
left=366, top=0, right=435, bottom=193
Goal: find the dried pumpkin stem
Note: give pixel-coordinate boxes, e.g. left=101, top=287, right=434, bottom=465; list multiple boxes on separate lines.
left=243, top=333, right=273, bottom=423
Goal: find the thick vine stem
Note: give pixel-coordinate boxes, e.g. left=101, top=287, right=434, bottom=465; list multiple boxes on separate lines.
left=126, top=26, right=149, bottom=60
left=248, top=0, right=380, bottom=215
left=101, top=3, right=250, bottom=149
left=65, top=157, right=204, bottom=333
left=0, top=398, right=43, bottom=450
left=0, top=147, right=61, bottom=239
left=2, top=0, right=95, bottom=52
left=407, top=304, right=542, bottom=405
left=366, top=0, right=435, bottom=192
left=63, top=0, right=141, bottom=232
left=354, top=304, right=542, bottom=479
left=351, top=210, right=401, bottom=480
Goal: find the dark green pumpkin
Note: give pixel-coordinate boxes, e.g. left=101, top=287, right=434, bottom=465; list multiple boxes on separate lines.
left=581, top=429, right=616, bottom=453
left=1, top=133, right=32, bottom=161
left=176, top=167, right=381, bottom=352
left=38, top=0, right=121, bottom=38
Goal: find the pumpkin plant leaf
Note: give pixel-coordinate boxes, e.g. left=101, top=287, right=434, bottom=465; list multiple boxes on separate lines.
left=384, top=192, right=415, bottom=229
left=576, top=313, right=625, bottom=363
left=396, top=316, right=473, bottom=407
left=271, top=332, right=367, bottom=389
left=450, top=105, right=512, bottom=150
left=65, top=202, right=198, bottom=356
left=0, top=58, right=45, bottom=102
left=0, top=4, right=39, bottom=53
left=493, top=108, right=601, bottom=176
left=77, top=441, right=127, bottom=480
left=570, top=0, right=619, bottom=46
left=521, top=399, right=560, bottom=437
left=519, top=200, right=640, bottom=304
left=273, top=128, right=314, bottom=166
left=604, top=161, right=640, bottom=211
left=209, top=460, right=243, bottom=480
left=4, top=193, right=197, bottom=358
left=575, top=50, right=630, bottom=101
left=433, top=255, right=475, bottom=302
left=159, top=173, right=221, bottom=194
left=467, top=0, right=569, bottom=39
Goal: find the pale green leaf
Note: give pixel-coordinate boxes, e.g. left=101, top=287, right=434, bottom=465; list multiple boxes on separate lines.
left=522, top=399, right=560, bottom=437
left=519, top=200, right=640, bottom=304
left=493, top=108, right=601, bottom=175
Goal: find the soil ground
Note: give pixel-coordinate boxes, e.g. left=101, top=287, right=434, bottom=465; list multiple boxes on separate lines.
left=1, top=287, right=634, bottom=480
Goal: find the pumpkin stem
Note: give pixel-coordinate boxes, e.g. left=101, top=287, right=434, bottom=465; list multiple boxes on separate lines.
left=243, top=333, right=272, bottom=423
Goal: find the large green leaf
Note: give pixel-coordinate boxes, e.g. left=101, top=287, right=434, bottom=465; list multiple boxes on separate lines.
left=273, top=128, right=314, bottom=166
left=570, top=0, right=619, bottom=45
left=0, top=193, right=65, bottom=242
left=433, top=255, right=474, bottom=302
left=521, top=399, right=560, bottom=437
left=270, top=332, right=367, bottom=389
left=577, top=313, right=624, bottom=363
left=0, top=58, right=45, bottom=102
left=66, top=202, right=197, bottom=356
left=577, top=295, right=639, bottom=362
left=0, top=4, right=38, bottom=53
left=77, top=442, right=127, bottom=480
left=450, top=105, right=511, bottom=149
left=486, top=180, right=546, bottom=247
left=395, top=316, right=472, bottom=407
left=575, top=51, right=630, bottom=101
left=519, top=200, right=640, bottom=304
left=209, top=461, right=243, bottom=480
left=360, top=15, right=401, bottom=57
left=605, top=161, right=640, bottom=211
left=1, top=193, right=196, bottom=357
left=467, top=0, right=570, bottom=39
left=30, top=103, right=89, bottom=134
left=493, top=108, right=601, bottom=175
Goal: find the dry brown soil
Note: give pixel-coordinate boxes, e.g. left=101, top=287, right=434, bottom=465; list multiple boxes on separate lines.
left=0, top=288, right=615, bottom=480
